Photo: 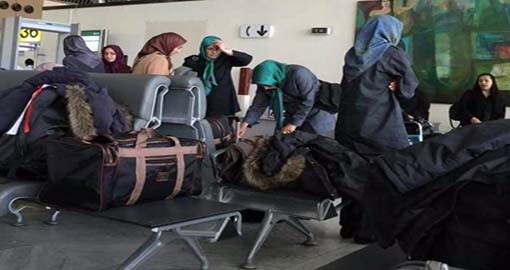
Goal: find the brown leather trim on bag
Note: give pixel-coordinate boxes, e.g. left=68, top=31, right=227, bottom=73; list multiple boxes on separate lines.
left=126, top=130, right=150, bottom=205
left=166, top=136, right=185, bottom=199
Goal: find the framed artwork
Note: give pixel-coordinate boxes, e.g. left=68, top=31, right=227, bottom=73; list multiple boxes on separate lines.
left=355, top=0, right=510, bottom=103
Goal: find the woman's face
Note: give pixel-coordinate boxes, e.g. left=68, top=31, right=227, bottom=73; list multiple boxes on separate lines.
left=478, top=75, right=493, bottom=91
left=170, top=46, right=183, bottom=56
left=103, top=48, right=117, bottom=63
left=206, top=44, right=222, bottom=59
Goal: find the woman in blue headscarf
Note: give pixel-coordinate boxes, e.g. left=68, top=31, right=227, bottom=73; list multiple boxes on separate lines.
left=238, top=60, right=336, bottom=137
left=336, top=15, right=418, bottom=157
left=184, top=36, right=252, bottom=117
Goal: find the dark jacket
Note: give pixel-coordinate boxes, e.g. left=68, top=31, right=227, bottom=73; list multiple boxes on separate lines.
left=63, top=55, right=105, bottom=73
left=336, top=46, right=418, bottom=156
left=361, top=119, right=510, bottom=270
left=0, top=68, right=128, bottom=136
left=243, top=65, right=336, bottom=136
left=455, top=89, right=506, bottom=126
left=184, top=50, right=252, bottom=116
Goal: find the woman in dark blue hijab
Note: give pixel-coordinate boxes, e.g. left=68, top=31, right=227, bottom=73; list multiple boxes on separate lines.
left=336, top=15, right=418, bottom=157
left=63, top=35, right=105, bottom=73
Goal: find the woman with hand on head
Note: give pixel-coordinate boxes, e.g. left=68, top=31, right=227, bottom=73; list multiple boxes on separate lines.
left=101, top=45, right=131, bottom=73
left=237, top=60, right=335, bottom=137
left=454, top=73, right=506, bottom=126
left=132, top=32, right=186, bottom=75
left=184, top=36, right=252, bottom=117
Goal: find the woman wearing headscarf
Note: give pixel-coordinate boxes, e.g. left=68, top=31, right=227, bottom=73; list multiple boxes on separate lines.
left=336, top=15, right=418, bottom=157
left=62, top=35, right=105, bottom=73
left=101, top=45, right=131, bottom=73
left=184, top=36, right=252, bottom=117
left=454, top=73, right=506, bottom=126
left=238, top=60, right=336, bottom=137
left=132, top=32, right=186, bottom=75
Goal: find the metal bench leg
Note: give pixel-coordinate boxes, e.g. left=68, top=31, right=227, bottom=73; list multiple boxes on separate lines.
left=8, top=198, right=29, bottom=227
left=285, top=217, right=317, bottom=246
left=117, top=231, right=163, bottom=270
left=242, top=211, right=279, bottom=270
left=181, top=236, right=209, bottom=270
left=45, top=208, right=60, bottom=225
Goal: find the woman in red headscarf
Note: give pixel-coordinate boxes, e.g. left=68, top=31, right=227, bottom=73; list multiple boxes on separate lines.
left=102, top=45, right=132, bottom=73
left=132, top=32, right=187, bottom=75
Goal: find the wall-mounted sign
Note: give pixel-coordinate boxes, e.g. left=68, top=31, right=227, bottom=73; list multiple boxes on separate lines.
left=19, top=28, right=41, bottom=43
left=239, top=24, right=274, bottom=39
left=81, top=29, right=108, bottom=52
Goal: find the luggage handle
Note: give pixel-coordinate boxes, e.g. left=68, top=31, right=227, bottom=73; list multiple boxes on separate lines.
left=126, top=130, right=187, bottom=205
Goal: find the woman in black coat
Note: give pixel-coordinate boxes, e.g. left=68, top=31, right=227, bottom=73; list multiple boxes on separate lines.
left=455, top=73, right=506, bottom=126
left=336, top=15, right=418, bottom=157
left=184, top=36, right=252, bottom=117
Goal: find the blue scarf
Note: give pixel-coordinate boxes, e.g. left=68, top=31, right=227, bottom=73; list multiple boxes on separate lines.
left=343, top=15, right=403, bottom=81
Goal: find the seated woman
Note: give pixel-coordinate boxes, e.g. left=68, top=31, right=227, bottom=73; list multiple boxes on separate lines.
left=454, top=73, right=506, bottom=126
left=132, top=32, right=186, bottom=75
left=183, top=36, right=252, bottom=117
left=63, top=35, right=105, bottom=73
left=102, top=45, right=131, bottom=73
left=238, top=60, right=336, bottom=137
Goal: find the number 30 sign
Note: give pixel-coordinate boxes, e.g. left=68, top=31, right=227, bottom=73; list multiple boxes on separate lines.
left=19, top=28, right=41, bottom=43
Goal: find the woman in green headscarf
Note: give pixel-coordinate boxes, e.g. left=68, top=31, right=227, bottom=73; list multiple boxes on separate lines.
left=183, top=36, right=252, bottom=117
left=238, top=60, right=336, bottom=137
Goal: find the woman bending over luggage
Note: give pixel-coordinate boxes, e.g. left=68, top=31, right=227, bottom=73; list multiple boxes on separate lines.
left=453, top=73, right=506, bottom=126
left=184, top=36, right=252, bottom=117
left=132, top=32, right=186, bottom=76
left=238, top=60, right=336, bottom=137
left=63, top=35, right=105, bottom=73
left=335, top=15, right=418, bottom=157
left=102, top=45, right=132, bottom=73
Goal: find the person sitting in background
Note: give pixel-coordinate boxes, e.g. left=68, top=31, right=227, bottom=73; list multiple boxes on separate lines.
left=238, top=60, right=336, bottom=137
left=132, top=32, right=186, bottom=76
left=63, top=35, right=105, bottom=73
left=184, top=36, right=252, bottom=117
left=453, top=73, right=506, bottom=126
left=101, top=45, right=131, bottom=73
left=24, top=58, right=35, bottom=70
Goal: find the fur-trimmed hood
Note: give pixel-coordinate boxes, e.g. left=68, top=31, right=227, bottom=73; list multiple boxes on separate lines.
left=242, top=137, right=305, bottom=190
left=65, top=84, right=133, bottom=139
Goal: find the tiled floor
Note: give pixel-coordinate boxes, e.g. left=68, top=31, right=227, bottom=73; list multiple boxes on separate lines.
left=0, top=208, right=364, bottom=270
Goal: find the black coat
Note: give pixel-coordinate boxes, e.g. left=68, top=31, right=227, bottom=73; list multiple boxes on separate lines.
left=362, top=119, right=510, bottom=269
left=184, top=50, right=252, bottom=116
left=336, top=46, right=418, bottom=156
left=455, top=89, right=506, bottom=126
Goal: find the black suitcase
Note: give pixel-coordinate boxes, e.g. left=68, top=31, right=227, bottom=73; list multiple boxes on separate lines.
left=40, top=128, right=205, bottom=211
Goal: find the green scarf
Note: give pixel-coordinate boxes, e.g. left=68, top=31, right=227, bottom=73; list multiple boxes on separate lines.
left=199, top=36, right=221, bottom=95
left=252, top=60, right=288, bottom=131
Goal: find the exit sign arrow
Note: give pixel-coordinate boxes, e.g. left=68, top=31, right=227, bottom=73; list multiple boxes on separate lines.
left=257, top=25, right=268, bottom=36
left=240, top=24, right=273, bottom=39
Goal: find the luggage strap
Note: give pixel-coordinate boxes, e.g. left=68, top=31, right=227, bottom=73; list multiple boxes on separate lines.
left=124, top=130, right=197, bottom=205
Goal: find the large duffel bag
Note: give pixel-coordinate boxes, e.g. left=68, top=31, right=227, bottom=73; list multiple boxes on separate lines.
left=39, top=128, right=205, bottom=211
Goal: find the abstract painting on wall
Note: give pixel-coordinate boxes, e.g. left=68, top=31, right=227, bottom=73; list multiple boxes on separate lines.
left=355, top=0, right=510, bottom=103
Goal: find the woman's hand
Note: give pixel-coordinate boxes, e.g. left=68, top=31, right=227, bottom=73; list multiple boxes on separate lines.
left=237, top=122, right=249, bottom=138
left=470, top=117, right=482, bottom=124
left=281, top=124, right=297, bottom=135
left=214, top=40, right=233, bottom=56
left=388, top=80, right=398, bottom=92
